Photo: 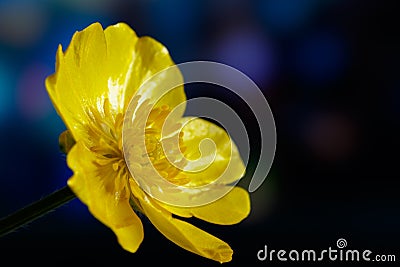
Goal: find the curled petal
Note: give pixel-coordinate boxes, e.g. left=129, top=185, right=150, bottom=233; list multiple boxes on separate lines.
left=179, top=117, right=246, bottom=186
left=157, top=187, right=251, bottom=225
left=130, top=180, right=233, bottom=263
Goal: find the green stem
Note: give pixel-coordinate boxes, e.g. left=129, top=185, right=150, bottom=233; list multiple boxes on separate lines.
left=0, top=186, right=76, bottom=237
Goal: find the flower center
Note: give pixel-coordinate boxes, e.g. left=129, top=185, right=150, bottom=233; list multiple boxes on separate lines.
left=86, top=97, right=188, bottom=204
left=85, top=99, right=129, bottom=202
left=123, top=97, right=189, bottom=188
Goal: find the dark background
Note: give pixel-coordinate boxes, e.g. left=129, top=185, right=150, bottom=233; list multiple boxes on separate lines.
left=0, top=0, right=398, bottom=266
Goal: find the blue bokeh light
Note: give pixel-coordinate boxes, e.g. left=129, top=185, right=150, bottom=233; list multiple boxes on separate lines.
left=258, top=0, right=319, bottom=34
left=0, top=62, right=14, bottom=123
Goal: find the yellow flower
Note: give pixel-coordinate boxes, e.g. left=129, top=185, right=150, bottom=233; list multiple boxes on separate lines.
left=45, top=22, right=250, bottom=263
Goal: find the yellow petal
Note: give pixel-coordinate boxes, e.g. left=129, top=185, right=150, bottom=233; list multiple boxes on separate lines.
left=179, top=117, right=246, bottom=186
left=103, top=22, right=139, bottom=113
left=157, top=186, right=251, bottom=225
left=45, top=22, right=186, bottom=143
left=129, top=180, right=233, bottom=263
left=67, top=141, right=144, bottom=252
left=46, top=22, right=107, bottom=142
left=128, top=36, right=186, bottom=116
left=103, top=23, right=186, bottom=114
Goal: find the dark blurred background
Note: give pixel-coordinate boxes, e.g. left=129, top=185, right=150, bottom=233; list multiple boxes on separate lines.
left=0, top=0, right=399, bottom=266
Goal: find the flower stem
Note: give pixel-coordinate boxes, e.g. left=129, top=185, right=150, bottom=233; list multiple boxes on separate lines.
left=0, top=186, right=76, bottom=237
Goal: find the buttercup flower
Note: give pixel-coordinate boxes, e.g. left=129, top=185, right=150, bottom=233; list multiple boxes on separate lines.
left=46, top=22, right=250, bottom=263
